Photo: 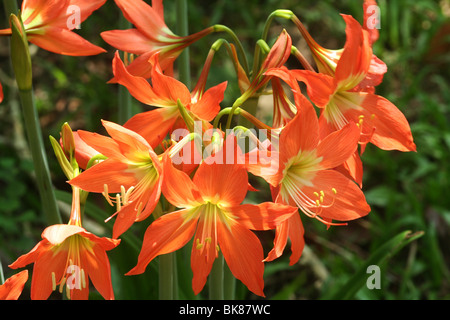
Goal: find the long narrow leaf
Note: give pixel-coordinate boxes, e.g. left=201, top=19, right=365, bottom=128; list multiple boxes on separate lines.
left=326, top=230, right=424, bottom=300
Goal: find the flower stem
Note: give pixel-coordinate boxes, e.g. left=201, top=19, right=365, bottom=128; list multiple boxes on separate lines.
left=213, top=24, right=249, bottom=75
left=18, top=89, right=62, bottom=225
left=0, top=257, right=5, bottom=284
left=3, top=0, right=18, bottom=16
left=209, top=253, right=224, bottom=300
left=159, top=253, right=175, bottom=300
left=223, top=261, right=236, bottom=300
left=176, top=0, right=191, bottom=89
left=117, top=15, right=133, bottom=124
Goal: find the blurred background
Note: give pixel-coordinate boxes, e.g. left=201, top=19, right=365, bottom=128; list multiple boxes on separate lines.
left=0, top=0, right=449, bottom=300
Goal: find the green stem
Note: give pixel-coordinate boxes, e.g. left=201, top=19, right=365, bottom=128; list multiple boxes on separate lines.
left=19, top=89, right=62, bottom=225
left=209, top=253, right=224, bottom=300
left=176, top=0, right=191, bottom=89
left=3, top=0, right=18, bottom=16
left=159, top=253, right=175, bottom=300
left=213, top=24, right=249, bottom=75
left=118, top=15, right=133, bottom=124
left=0, top=257, right=5, bottom=284
left=223, top=261, right=235, bottom=300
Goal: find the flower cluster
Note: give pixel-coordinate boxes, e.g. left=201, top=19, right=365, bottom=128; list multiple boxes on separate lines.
left=1, top=0, right=415, bottom=300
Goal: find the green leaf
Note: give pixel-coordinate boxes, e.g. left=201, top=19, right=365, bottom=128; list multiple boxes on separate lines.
left=326, top=230, right=424, bottom=300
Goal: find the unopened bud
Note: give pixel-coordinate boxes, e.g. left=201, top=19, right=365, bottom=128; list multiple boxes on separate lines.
left=9, top=14, right=32, bottom=91
left=61, top=122, right=76, bottom=164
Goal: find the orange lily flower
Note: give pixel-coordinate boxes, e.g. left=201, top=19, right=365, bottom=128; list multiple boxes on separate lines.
left=0, top=270, right=28, bottom=300
left=247, top=96, right=371, bottom=264
left=9, top=186, right=120, bottom=300
left=363, top=0, right=380, bottom=46
left=269, top=15, right=416, bottom=152
left=69, top=120, right=163, bottom=239
left=232, top=29, right=292, bottom=102
left=0, top=82, right=3, bottom=103
left=292, top=13, right=386, bottom=91
left=59, top=131, right=101, bottom=170
left=126, top=138, right=298, bottom=297
left=101, top=0, right=214, bottom=77
left=0, top=0, right=106, bottom=56
left=112, top=51, right=227, bottom=149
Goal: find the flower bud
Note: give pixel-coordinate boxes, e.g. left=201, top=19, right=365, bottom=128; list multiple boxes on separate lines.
left=9, top=14, right=32, bottom=91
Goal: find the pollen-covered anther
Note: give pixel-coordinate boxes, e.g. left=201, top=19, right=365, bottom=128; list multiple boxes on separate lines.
left=355, top=114, right=376, bottom=147
left=195, top=238, right=203, bottom=250
left=357, top=115, right=364, bottom=128
left=102, top=184, right=136, bottom=213
left=308, top=188, right=338, bottom=220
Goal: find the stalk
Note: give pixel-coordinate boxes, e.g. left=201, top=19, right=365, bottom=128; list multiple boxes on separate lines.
left=117, top=14, right=133, bottom=124
left=159, top=253, right=175, bottom=300
left=176, top=0, right=191, bottom=89
left=209, top=253, right=224, bottom=300
left=18, top=89, right=62, bottom=224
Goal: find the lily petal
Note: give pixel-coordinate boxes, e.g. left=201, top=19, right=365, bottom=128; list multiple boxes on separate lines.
left=126, top=209, right=198, bottom=275
left=218, top=221, right=265, bottom=297
left=27, top=27, right=105, bottom=56
left=232, top=202, right=297, bottom=231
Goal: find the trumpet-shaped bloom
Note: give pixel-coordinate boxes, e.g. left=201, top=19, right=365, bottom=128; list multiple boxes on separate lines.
left=112, top=51, right=227, bottom=149
left=101, top=0, right=214, bottom=76
left=9, top=187, right=120, bottom=300
left=270, top=15, right=416, bottom=156
left=126, top=139, right=298, bottom=297
left=69, top=120, right=163, bottom=238
left=293, top=13, right=386, bottom=92
left=232, top=29, right=292, bottom=101
left=247, top=96, right=371, bottom=264
left=0, top=270, right=28, bottom=300
left=0, top=0, right=106, bottom=56
left=293, top=18, right=415, bottom=152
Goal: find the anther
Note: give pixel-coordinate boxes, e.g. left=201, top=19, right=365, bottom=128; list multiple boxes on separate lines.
left=51, top=272, right=56, bottom=291
left=59, top=277, right=66, bottom=293
left=102, top=184, right=114, bottom=206
left=81, top=269, right=86, bottom=289
left=124, top=186, right=135, bottom=204
left=135, top=201, right=144, bottom=218
left=196, top=239, right=203, bottom=250
left=120, top=185, right=126, bottom=202
left=66, top=284, right=71, bottom=300
left=115, top=193, right=121, bottom=211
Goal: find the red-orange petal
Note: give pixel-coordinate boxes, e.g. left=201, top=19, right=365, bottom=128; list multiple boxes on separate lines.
left=113, top=0, right=170, bottom=40
left=358, top=93, right=416, bottom=152
left=316, top=121, right=360, bottom=170
left=305, top=170, right=371, bottom=222
left=69, top=158, right=137, bottom=193
left=232, top=202, right=297, bottom=231
left=126, top=209, right=198, bottom=275
left=218, top=221, right=265, bottom=297
left=124, top=107, right=179, bottom=149
left=27, top=28, right=106, bottom=56
left=0, top=270, right=28, bottom=300
left=194, top=159, right=248, bottom=208
left=161, top=152, right=202, bottom=208
left=101, top=29, right=153, bottom=55
left=279, top=100, right=319, bottom=162
left=112, top=51, right=165, bottom=105
left=334, top=15, right=372, bottom=89
left=189, top=81, right=227, bottom=122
